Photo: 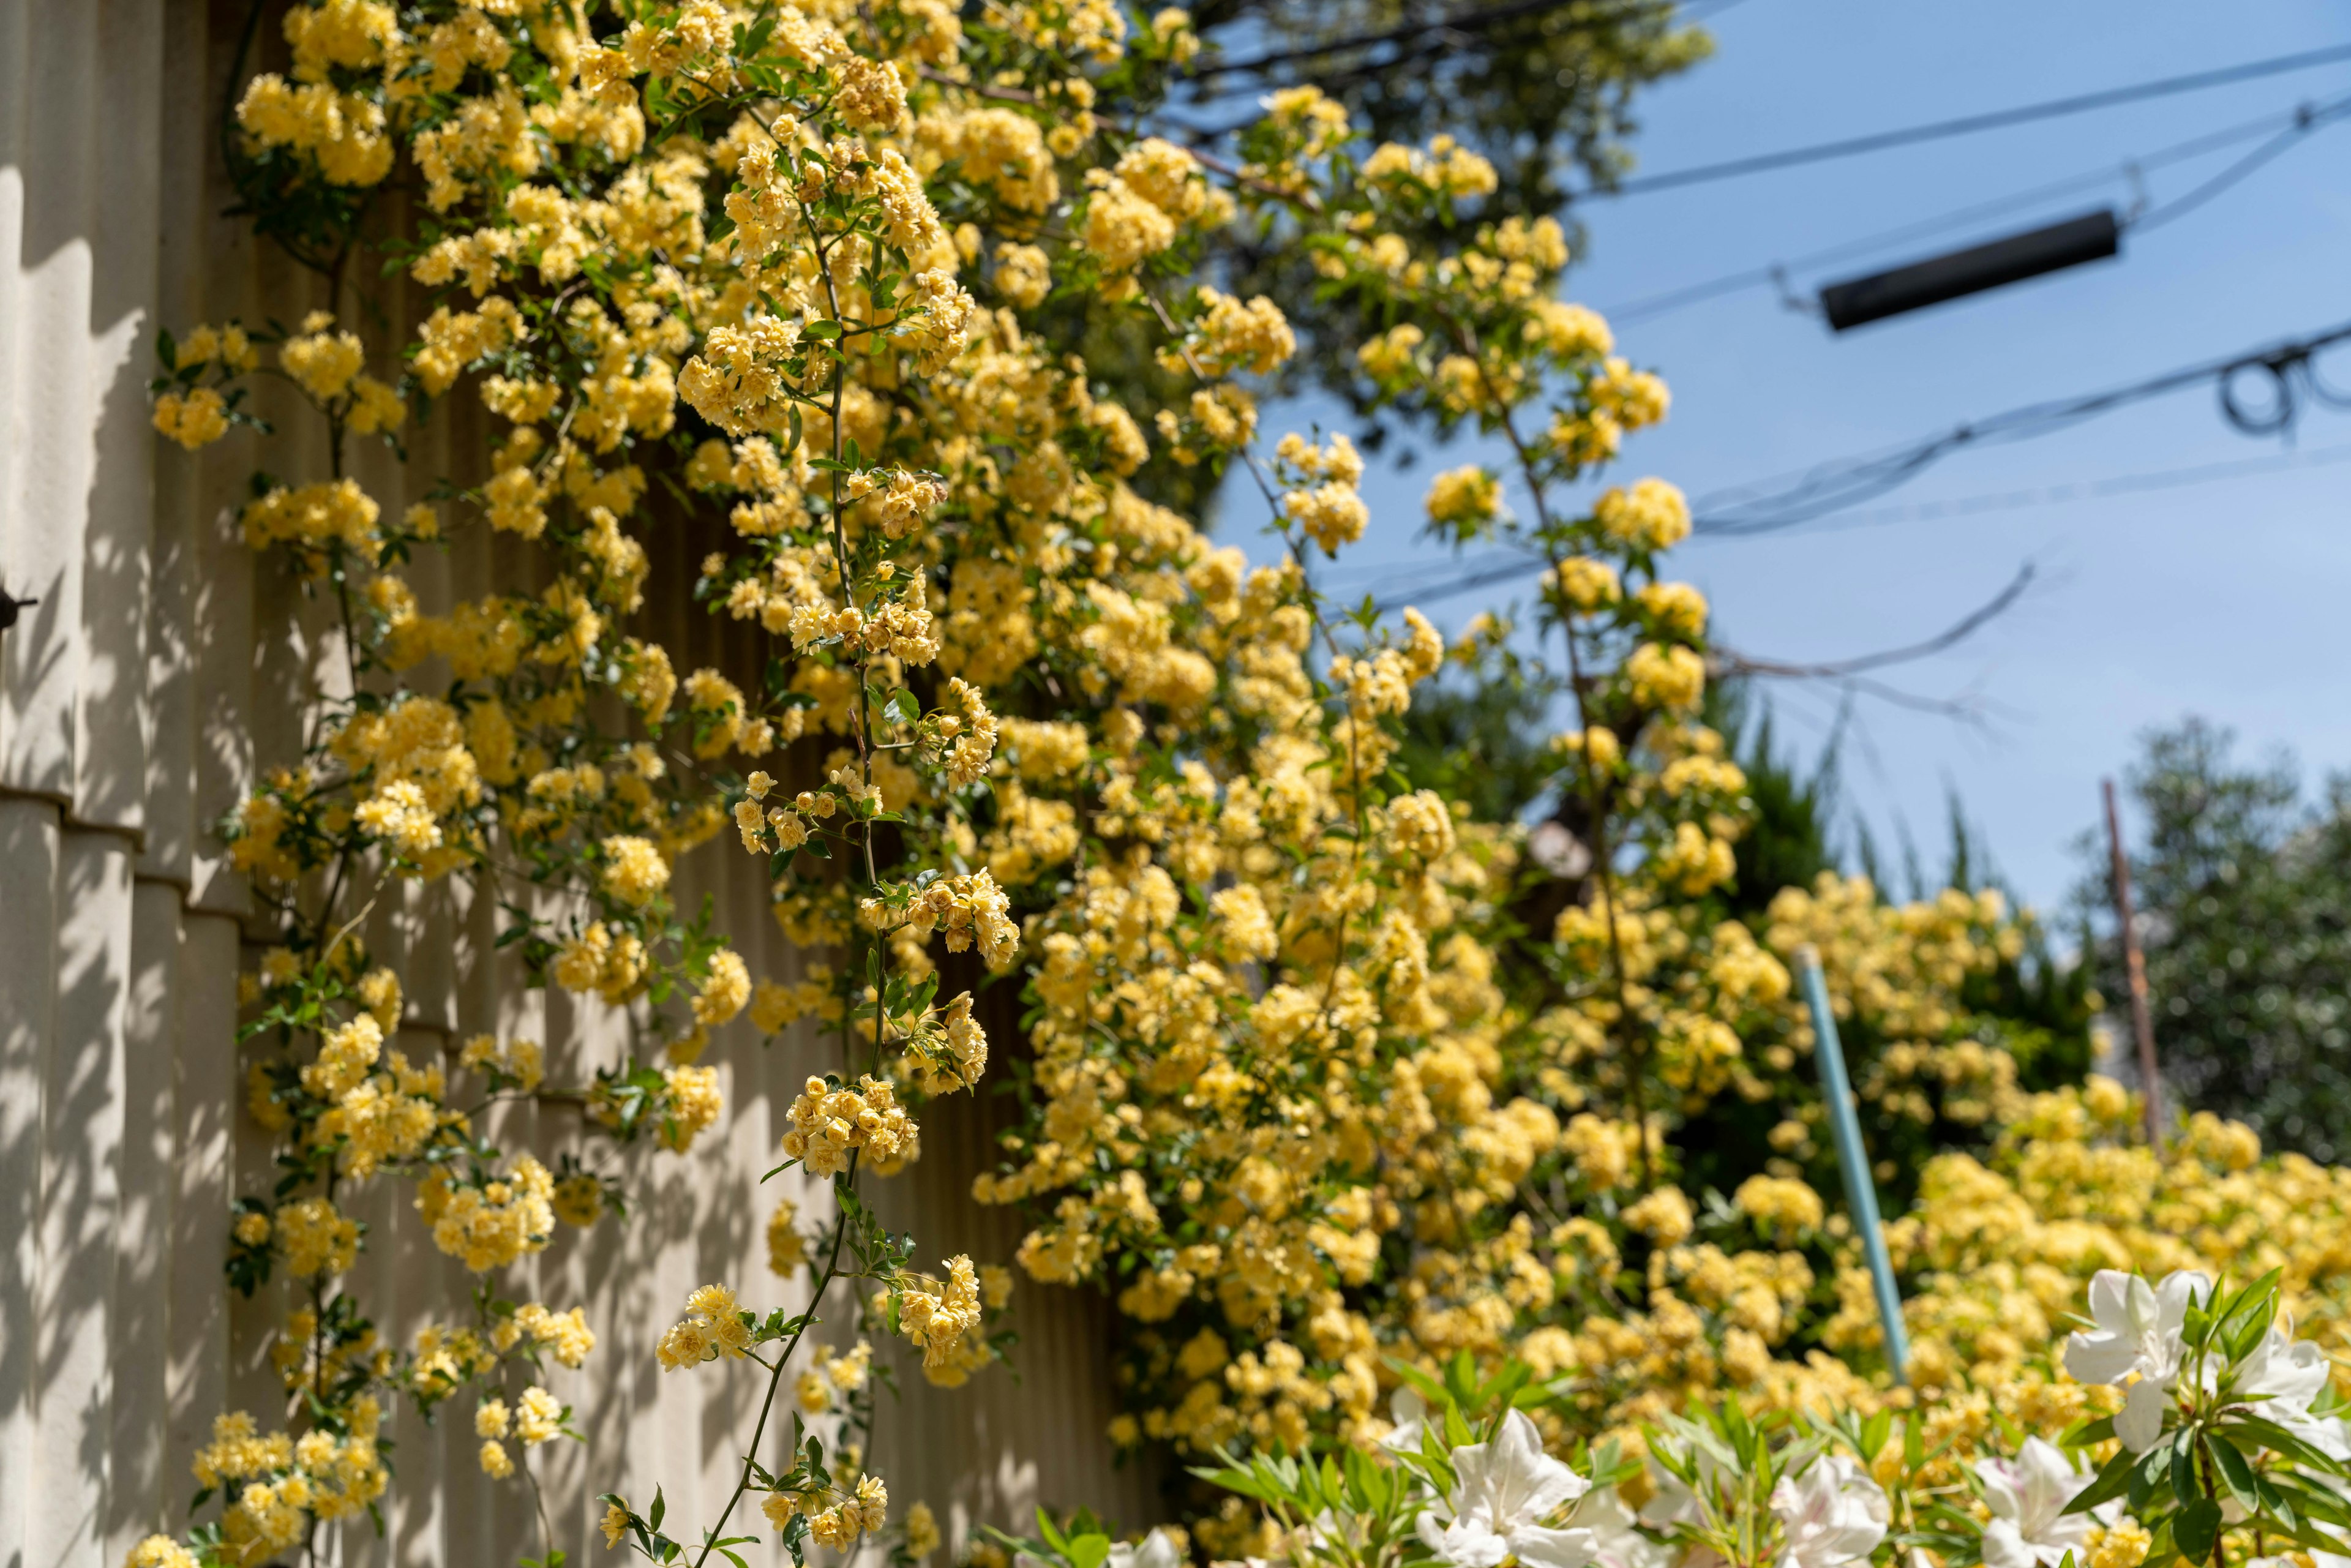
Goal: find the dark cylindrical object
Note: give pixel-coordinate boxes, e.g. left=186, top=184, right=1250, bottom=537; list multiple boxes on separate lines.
left=1820, top=208, right=2121, bottom=331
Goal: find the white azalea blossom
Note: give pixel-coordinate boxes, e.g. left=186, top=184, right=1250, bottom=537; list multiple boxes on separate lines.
left=2063, top=1269, right=2210, bottom=1390
left=2289, top=1413, right=2351, bottom=1464
left=2247, top=1555, right=2351, bottom=1568
left=1976, top=1438, right=2110, bottom=1568
left=1569, top=1484, right=1675, bottom=1568
left=1417, top=1409, right=1595, bottom=1568
left=2062, top=1269, right=2211, bottom=1452
left=1382, top=1387, right=1431, bottom=1458
left=2114, top=1379, right=2172, bottom=1456
left=1638, top=1443, right=1725, bottom=1530
left=1769, top=1454, right=1888, bottom=1568
left=1107, top=1532, right=1182, bottom=1568
left=2233, top=1324, right=2331, bottom=1417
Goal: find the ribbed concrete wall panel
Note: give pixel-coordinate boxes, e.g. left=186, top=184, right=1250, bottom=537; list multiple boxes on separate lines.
left=0, top=1, right=1153, bottom=1561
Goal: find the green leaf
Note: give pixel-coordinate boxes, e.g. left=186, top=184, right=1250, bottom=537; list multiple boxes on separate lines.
left=1035, top=1510, right=1068, bottom=1555
left=2222, top=1414, right=2347, bottom=1473
left=2173, top=1498, right=2222, bottom=1561
left=1189, top=1465, right=1279, bottom=1504
left=2168, top=1431, right=2198, bottom=1512
left=2061, top=1416, right=2116, bottom=1448
left=2207, top=1437, right=2259, bottom=1513
left=2063, top=1447, right=2137, bottom=1517
left=1859, top=1410, right=1894, bottom=1466
left=1065, top=1534, right=1112, bottom=1568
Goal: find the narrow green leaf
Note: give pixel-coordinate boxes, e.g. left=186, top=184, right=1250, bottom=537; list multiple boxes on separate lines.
left=2063, top=1448, right=2136, bottom=1516
left=2208, top=1438, right=2259, bottom=1512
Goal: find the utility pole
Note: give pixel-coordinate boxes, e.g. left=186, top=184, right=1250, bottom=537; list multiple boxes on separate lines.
left=2102, top=778, right=2164, bottom=1146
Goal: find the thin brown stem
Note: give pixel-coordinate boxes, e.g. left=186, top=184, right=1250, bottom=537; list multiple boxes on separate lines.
left=685, top=1161, right=861, bottom=1568
left=1442, top=315, right=1651, bottom=1186
left=810, top=239, right=889, bottom=1078
left=1137, top=285, right=1370, bottom=1020
left=523, top=1453, right=557, bottom=1566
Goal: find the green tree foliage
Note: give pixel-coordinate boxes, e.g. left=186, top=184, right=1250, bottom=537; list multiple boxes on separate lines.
left=1186, top=0, right=1714, bottom=210
left=1177, top=1, right=1715, bottom=426
left=2075, top=718, right=2351, bottom=1160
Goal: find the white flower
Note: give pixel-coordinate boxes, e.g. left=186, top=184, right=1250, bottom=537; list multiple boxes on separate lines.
left=1382, top=1386, right=1431, bottom=1458
left=2115, top=1379, right=2170, bottom=1456
left=1418, top=1409, right=1594, bottom=1568
left=2288, top=1414, right=2351, bottom=1463
left=2248, top=1555, right=2350, bottom=1568
left=2063, top=1270, right=2210, bottom=1390
left=1977, top=1438, right=2106, bottom=1568
left=1108, top=1533, right=1182, bottom=1568
left=1638, top=1442, right=1722, bottom=1529
left=2063, top=1269, right=2211, bottom=1454
left=1770, top=1455, right=1888, bottom=1568
left=1570, top=1485, right=1674, bottom=1568
left=2234, top=1325, right=2330, bottom=1417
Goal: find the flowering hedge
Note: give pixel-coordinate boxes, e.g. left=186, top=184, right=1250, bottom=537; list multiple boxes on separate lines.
left=130, top=5, right=2351, bottom=1568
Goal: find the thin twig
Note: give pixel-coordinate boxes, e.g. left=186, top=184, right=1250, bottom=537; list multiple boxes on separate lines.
left=1711, top=562, right=2034, bottom=680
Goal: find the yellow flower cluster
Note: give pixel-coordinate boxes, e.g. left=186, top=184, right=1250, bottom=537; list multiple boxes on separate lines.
left=656, top=1283, right=752, bottom=1371
left=765, top=1473, right=891, bottom=1551
left=894, top=1255, right=984, bottom=1375
left=1877, top=1081, right=2351, bottom=1392
left=782, top=1076, right=918, bottom=1179
left=276, top=1196, right=360, bottom=1278
left=156, top=0, right=2175, bottom=1558
left=416, top=1156, right=554, bottom=1272
left=187, top=1403, right=387, bottom=1559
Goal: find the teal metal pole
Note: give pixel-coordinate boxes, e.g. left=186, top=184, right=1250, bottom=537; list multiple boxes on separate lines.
left=1795, top=945, right=1910, bottom=1383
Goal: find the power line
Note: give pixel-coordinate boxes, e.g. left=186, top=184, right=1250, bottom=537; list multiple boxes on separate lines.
left=1595, top=99, right=2327, bottom=324
left=1360, top=320, right=2351, bottom=607
left=2131, top=97, right=2351, bottom=231
left=1573, top=42, right=2351, bottom=201
left=1695, top=318, right=2351, bottom=534
left=1183, top=0, right=1662, bottom=83
left=1720, top=440, right=2351, bottom=539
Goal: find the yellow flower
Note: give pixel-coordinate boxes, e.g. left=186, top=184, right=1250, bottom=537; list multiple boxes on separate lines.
left=153, top=387, right=230, bottom=449
left=599, top=835, right=669, bottom=906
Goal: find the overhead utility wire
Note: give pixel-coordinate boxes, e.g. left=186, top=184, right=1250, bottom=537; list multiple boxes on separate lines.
left=1365, top=318, right=2351, bottom=607
left=1256, top=0, right=1750, bottom=99
left=1360, top=441, right=2351, bottom=602
left=2131, top=97, right=2351, bottom=231
left=1567, top=42, right=2351, bottom=200
left=1753, top=440, right=2351, bottom=538
left=1183, top=0, right=1648, bottom=81
left=1695, top=318, right=2351, bottom=535
left=1178, top=0, right=1739, bottom=85
left=1596, top=100, right=2327, bottom=324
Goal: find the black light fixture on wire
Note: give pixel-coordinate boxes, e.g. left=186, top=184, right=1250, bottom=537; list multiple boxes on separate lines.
left=1817, top=95, right=2351, bottom=332
left=1819, top=208, right=2122, bottom=331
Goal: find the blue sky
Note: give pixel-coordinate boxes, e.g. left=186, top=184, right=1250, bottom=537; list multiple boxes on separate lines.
left=1237, top=0, right=2351, bottom=920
